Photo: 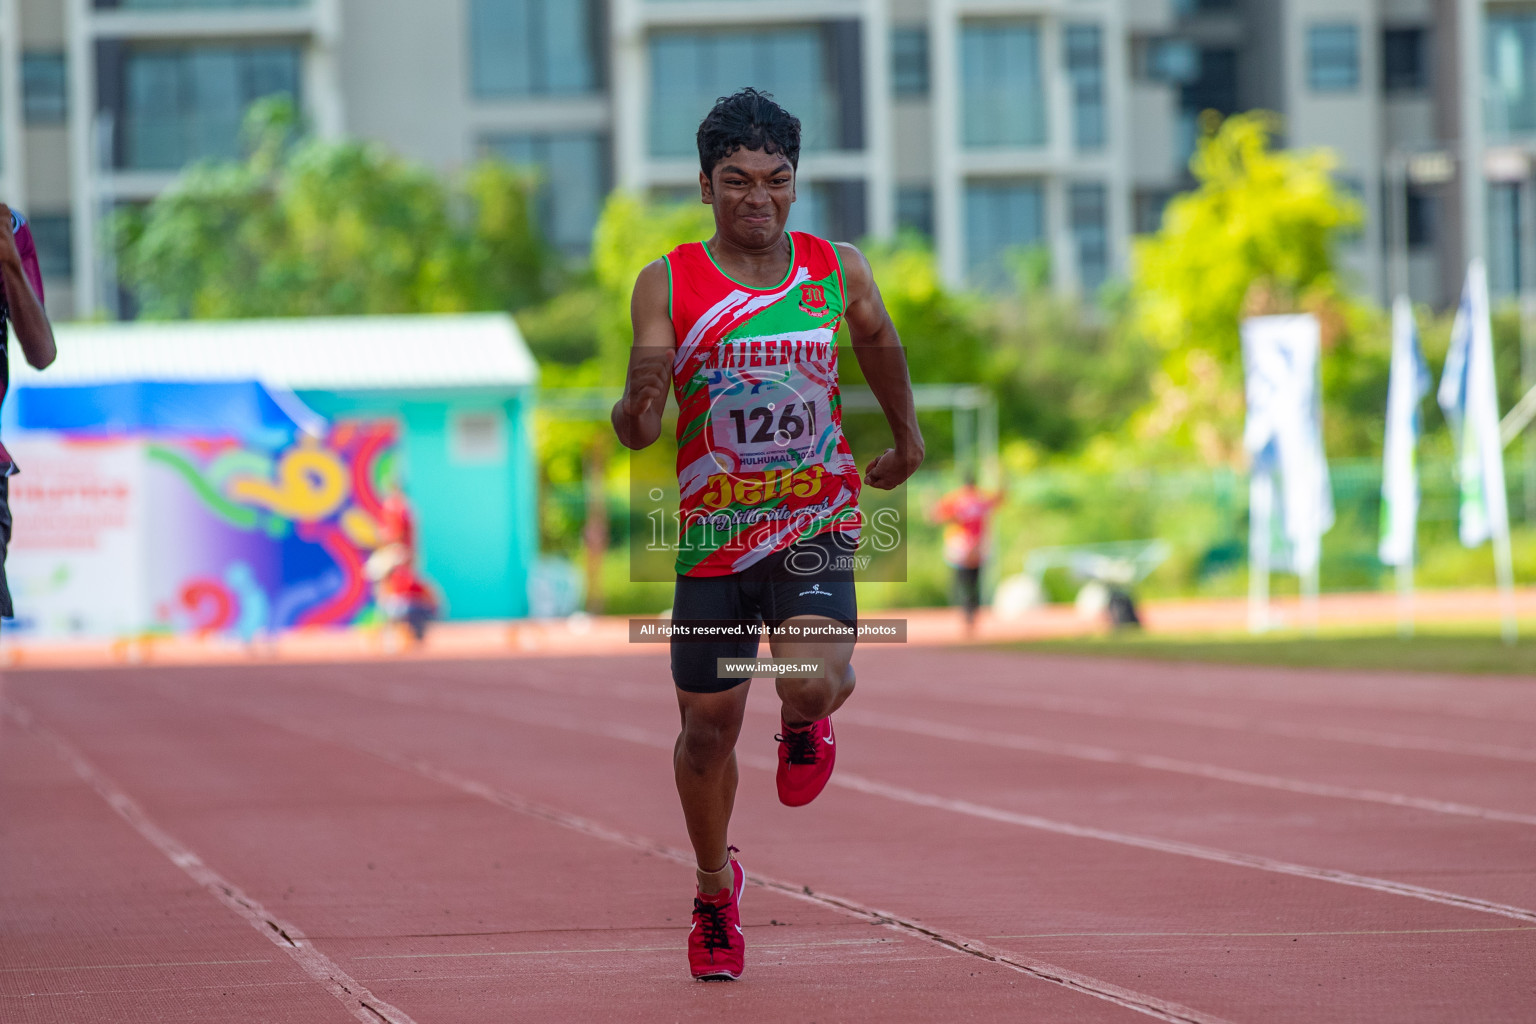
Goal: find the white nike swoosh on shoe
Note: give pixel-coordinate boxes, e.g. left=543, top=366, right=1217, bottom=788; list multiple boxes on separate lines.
left=823, top=736, right=833, bottom=745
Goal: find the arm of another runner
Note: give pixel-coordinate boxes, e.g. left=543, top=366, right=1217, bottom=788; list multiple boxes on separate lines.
left=0, top=204, right=54, bottom=370
left=612, top=259, right=677, bottom=450
left=835, top=242, right=923, bottom=490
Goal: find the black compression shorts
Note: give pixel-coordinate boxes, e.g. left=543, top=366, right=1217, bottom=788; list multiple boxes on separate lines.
left=670, top=531, right=859, bottom=694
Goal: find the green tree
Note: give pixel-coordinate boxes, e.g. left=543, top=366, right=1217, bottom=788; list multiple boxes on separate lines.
left=527, top=193, right=713, bottom=610
left=115, top=99, right=550, bottom=318
left=858, top=235, right=986, bottom=386
left=985, top=265, right=1156, bottom=457
left=1130, top=112, right=1364, bottom=464
left=589, top=192, right=715, bottom=380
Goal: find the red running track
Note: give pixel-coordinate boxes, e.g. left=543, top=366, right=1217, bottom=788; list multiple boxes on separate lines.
left=2, top=648, right=1533, bottom=1022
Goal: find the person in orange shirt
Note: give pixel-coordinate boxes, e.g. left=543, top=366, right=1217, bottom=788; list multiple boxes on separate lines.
left=930, top=471, right=1004, bottom=637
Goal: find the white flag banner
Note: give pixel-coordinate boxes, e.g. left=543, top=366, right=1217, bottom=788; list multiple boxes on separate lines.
left=1380, top=296, right=1431, bottom=567
left=1242, top=314, right=1334, bottom=577
left=1437, top=260, right=1511, bottom=549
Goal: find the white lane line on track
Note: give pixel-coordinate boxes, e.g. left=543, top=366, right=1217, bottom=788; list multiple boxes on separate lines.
left=349, top=670, right=1536, bottom=827
left=1, top=699, right=420, bottom=1024
left=291, top=680, right=1536, bottom=926
left=0, top=958, right=275, bottom=974
left=180, top=697, right=1236, bottom=1024
left=986, top=927, right=1536, bottom=938
left=872, top=662, right=1536, bottom=724
left=869, top=684, right=1536, bottom=766
left=836, top=708, right=1536, bottom=826
left=352, top=939, right=894, bottom=960
left=827, top=772, right=1536, bottom=924
left=408, top=660, right=1536, bottom=765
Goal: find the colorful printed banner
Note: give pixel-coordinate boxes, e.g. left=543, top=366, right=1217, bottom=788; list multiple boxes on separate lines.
left=5, top=438, right=148, bottom=637
left=6, top=421, right=402, bottom=640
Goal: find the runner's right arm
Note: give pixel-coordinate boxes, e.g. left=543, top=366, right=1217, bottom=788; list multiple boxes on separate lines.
left=612, top=259, right=677, bottom=451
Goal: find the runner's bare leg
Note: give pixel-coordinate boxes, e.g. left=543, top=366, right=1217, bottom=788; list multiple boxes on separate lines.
left=675, top=683, right=752, bottom=893
left=771, top=615, right=856, bottom=726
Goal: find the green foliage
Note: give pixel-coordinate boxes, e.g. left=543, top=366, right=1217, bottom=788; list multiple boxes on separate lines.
left=1134, top=111, right=1362, bottom=358
left=1318, top=301, right=1392, bottom=458
left=115, top=98, right=550, bottom=318
left=986, top=271, right=1156, bottom=455
left=590, top=192, right=714, bottom=381
left=1130, top=112, right=1364, bottom=463
left=524, top=193, right=712, bottom=558
left=858, top=235, right=987, bottom=385
left=534, top=360, right=606, bottom=552
left=852, top=237, right=1153, bottom=458
left=517, top=286, right=602, bottom=366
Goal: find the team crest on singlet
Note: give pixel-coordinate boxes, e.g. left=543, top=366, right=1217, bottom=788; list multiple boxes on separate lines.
left=798, top=283, right=831, bottom=317
left=664, top=233, right=862, bottom=578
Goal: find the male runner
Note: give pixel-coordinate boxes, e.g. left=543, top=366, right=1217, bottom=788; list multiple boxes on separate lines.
left=0, top=205, right=57, bottom=625
left=611, top=89, right=923, bottom=981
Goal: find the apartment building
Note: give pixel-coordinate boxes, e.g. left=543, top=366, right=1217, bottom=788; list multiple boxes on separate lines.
left=3, top=0, right=1530, bottom=319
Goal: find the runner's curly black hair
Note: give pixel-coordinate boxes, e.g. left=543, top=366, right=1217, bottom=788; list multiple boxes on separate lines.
left=696, top=88, right=802, bottom=178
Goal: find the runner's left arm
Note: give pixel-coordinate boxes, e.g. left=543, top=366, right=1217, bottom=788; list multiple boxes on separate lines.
left=834, top=242, right=923, bottom=490
left=0, top=204, right=54, bottom=370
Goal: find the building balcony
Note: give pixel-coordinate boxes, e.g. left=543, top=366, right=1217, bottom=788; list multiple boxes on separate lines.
left=86, top=1, right=319, bottom=41
left=634, top=0, right=865, bottom=29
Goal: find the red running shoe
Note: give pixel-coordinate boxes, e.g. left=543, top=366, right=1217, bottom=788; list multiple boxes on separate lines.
left=775, top=717, right=836, bottom=807
left=688, top=855, right=745, bottom=981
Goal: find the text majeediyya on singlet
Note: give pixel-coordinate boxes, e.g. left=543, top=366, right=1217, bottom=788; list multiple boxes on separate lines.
left=663, top=232, right=862, bottom=577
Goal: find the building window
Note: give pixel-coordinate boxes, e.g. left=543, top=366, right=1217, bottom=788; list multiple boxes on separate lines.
left=470, top=0, right=599, bottom=98
left=111, top=44, right=301, bottom=171
left=892, top=26, right=929, bottom=97
left=484, top=133, right=608, bottom=256
left=1308, top=23, right=1360, bottom=92
left=23, top=53, right=67, bottom=124
left=1488, top=13, right=1536, bottom=138
left=1181, top=47, right=1238, bottom=115
left=1383, top=27, right=1429, bottom=93
left=961, top=21, right=1046, bottom=149
left=1489, top=182, right=1522, bottom=297
left=964, top=180, right=1044, bottom=288
left=1135, top=190, right=1174, bottom=235
left=896, top=186, right=933, bottom=239
left=1065, top=24, right=1105, bottom=151
left=1178, top=48, right=1237, bottom=170
left=649, top=24, right=862, bottom=159
left=1070, top=183, right=1108, bottom=293
left=1405, top=189, right=1437, bottom=249
left=786, top=180, right=866, bottom=242
left=1136, top=38, right=1199, bottom=84
left=29, top=214, right=73, bottom=281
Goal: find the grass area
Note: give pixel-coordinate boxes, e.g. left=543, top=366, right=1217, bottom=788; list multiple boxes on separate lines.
left=1006, top=623, right=1536, bottom=676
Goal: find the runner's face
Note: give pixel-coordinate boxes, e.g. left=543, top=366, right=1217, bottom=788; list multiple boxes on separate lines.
left=702, top=147, right=795, bottom=249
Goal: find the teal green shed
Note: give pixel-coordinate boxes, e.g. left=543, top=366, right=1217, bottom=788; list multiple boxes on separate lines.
left=18, top=314, right=541, bottom=622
